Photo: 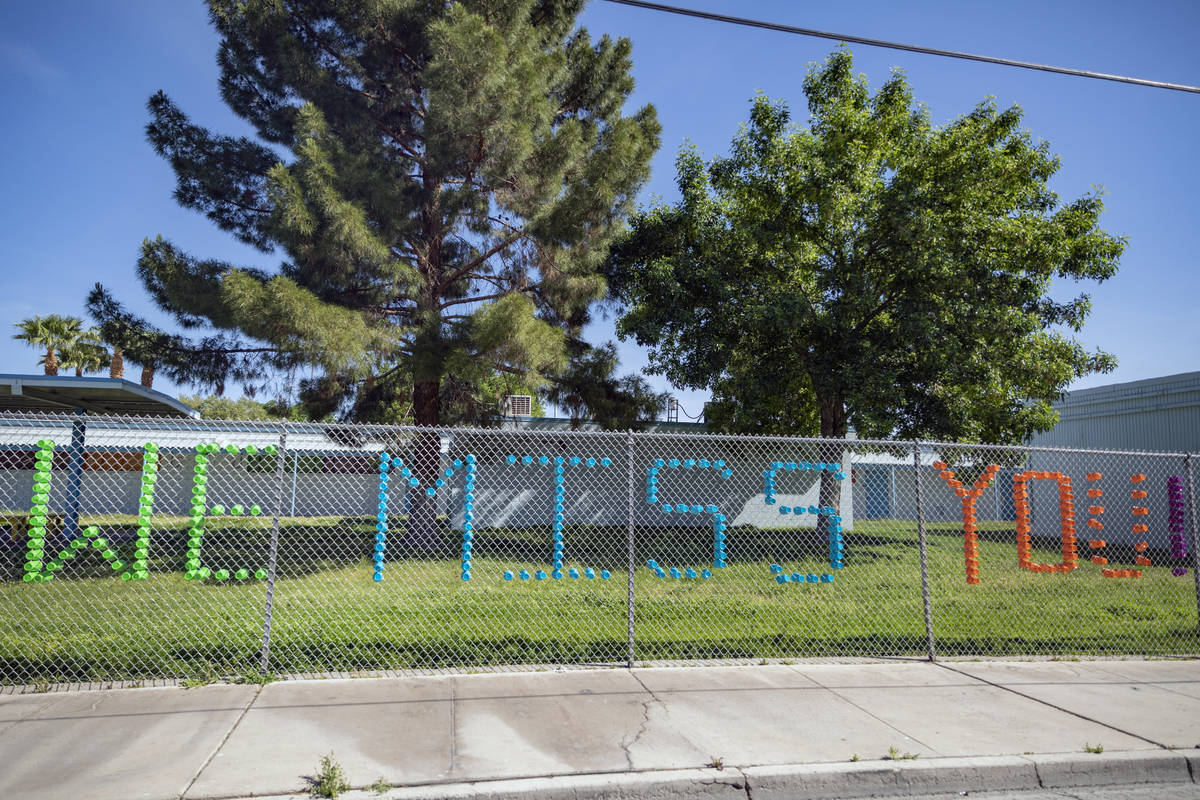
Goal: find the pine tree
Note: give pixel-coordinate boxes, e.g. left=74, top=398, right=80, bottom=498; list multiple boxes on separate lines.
left=97, top=0, right=659, bottom=545
left=105, top=0, right=658, bottom=420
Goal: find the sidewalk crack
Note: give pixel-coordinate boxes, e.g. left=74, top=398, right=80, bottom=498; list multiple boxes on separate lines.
left=621, top=680, right=656, bottom=770
left=178, top=685, right=262, bottom=800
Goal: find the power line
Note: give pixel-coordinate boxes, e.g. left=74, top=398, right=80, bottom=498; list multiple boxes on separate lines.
left=600, top=0, right=1200, bottom=95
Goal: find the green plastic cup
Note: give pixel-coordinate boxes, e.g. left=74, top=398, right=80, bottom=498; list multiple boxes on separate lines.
left=235, top=569, right=249, bottom=580
left=249, top=505, right=262, bottom=516
left=111, top=560, right=124, bottom=570
left=120, top=571, right=132, bottom=581
left=211, top=505, right=225, bottom=515
left=215, top=569, right=229, bottom=580
left=225, top=444, right=238, bottom=455
left=245, top=445, right=258, bottom=455
left=254, top=569, right=267, bottom=580
left=229, top=505, right=244, bottom=516
left=198, top=567, right=211, bottom=579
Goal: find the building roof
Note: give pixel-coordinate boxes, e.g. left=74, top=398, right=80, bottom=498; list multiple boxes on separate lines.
left=0, top=374, right=198, bottom=418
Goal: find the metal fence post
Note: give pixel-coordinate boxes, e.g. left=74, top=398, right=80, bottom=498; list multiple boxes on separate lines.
left=912, top=441, right=936, bottom=662
left=626, top=429, right=636, bottom=669
left=1185, top=454, right=1200, bottom=637
left=63, top=410, right=87, bottom=538
left=259, top=422, right=288, bottom=674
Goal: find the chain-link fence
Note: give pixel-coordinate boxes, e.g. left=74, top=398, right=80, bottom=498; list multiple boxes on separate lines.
left=2, top=412, right=1198, bottom=687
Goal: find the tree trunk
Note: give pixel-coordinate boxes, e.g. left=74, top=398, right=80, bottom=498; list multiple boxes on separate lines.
left=816, top=391, right=848, bottom=541
left=404, top=379, right=443, bottom=551
left=44, top=349, right=58, bottom=376
left=74, top=367, right=83, bottom=377
left=140, top=365, right=154, bottom=388
left=109, top=347, right=124, bottom=379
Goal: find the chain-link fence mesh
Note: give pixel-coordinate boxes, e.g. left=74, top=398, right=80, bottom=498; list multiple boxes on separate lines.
left=1, top=413, right=1198, bottom=687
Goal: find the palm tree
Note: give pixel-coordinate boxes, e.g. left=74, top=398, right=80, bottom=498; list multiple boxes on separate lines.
left=13, top=315, right=84, bottom=376
left=59, top=328, right=110, bottom=376
left=108, top=344, right=124, bottom=379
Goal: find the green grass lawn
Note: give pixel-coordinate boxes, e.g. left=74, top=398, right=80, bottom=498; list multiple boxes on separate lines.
left=1, top=517, right=1196, bottom=684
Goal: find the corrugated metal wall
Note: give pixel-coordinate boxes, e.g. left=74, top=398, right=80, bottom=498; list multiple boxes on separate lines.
left=1031, top=372, right=1200, bottom=453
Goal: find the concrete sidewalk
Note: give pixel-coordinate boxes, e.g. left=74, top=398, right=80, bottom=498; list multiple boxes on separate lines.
left=2, top=659, right=1200, bottom=800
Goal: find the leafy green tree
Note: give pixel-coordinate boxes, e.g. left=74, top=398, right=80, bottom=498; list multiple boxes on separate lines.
left=179, top=393, right=306, bottom=421
left=608, top=50, right=1123, bottom=445
left=544, top=342, right=667, bottom=429
left=607, top=50, right=1123, bottom=522
left=12, top=315, right=84, bottom=376
left=101, top=0, right=658, bottom=545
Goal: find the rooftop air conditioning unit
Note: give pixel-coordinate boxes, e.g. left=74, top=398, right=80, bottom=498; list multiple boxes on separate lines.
left=504, top=394, right=532, bottom=417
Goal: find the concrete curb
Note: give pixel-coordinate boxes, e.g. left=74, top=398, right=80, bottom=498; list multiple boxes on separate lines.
left=229, top=750, right=1198, bottom=800
left=743, top=755, right=1040, bottom=799
left=1029, top=750, right=1192, bottom=788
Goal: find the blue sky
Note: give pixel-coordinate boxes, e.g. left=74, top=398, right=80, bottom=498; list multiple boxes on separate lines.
left=1, top=0, right=1197, bottom=421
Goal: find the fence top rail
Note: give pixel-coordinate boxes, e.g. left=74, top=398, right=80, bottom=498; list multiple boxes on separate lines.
left=0, top=410, right=1191, bottom=460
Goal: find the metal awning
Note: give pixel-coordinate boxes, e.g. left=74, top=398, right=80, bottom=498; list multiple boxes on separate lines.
left=0, top=374, right=198, bottom=418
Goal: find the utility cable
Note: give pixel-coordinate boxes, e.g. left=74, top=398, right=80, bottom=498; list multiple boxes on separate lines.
left=601, top=0, right=1200, bottom=95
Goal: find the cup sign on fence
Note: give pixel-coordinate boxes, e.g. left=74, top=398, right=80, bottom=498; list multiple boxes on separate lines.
left=12, top=438, right=1197, bottom=588
left=5, top=414, right=1200, bottom=685
left=931, top=460, right=1191, bottom=582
